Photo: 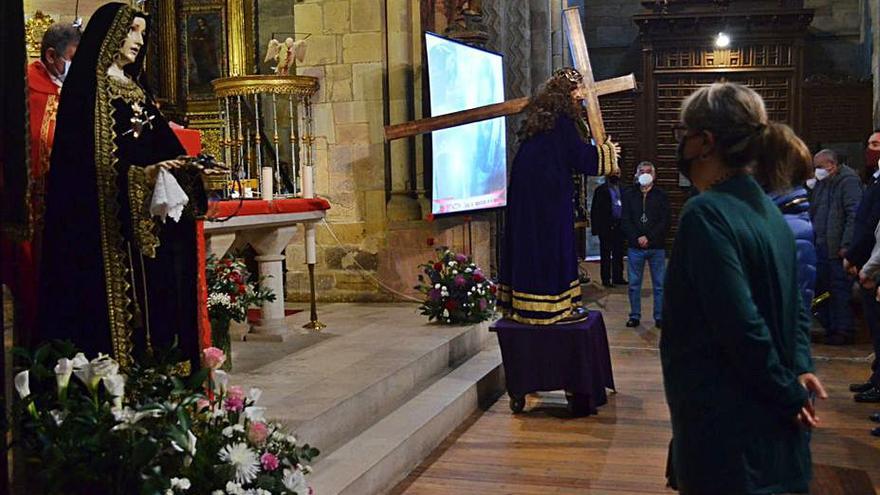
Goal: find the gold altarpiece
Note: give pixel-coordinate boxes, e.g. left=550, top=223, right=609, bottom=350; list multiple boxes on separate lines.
left=145, top=0, right=257, bottom=157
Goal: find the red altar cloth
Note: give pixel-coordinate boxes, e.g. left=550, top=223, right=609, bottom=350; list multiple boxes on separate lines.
left=207, top=197, right=331, bottom=218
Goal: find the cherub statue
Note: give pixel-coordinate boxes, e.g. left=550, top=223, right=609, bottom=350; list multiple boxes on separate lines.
left=264, top=37, right=307, bottom=75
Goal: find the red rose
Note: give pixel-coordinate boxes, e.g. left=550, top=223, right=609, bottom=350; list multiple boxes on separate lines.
left=489, top=285, right=497, bottom=294
left=238, top=283, right=247, bottom=295
left=473, top=273, right=484, bottom=283
left=444, top=300, right=458, bottom=310
left=433, top=262, right=443, bottom=271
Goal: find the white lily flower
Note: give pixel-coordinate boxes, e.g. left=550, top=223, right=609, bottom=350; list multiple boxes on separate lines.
left=213, top=370, right=230, bottom=394
left=70, top=352, right=89, bottom=369
left=54, top=358, right=74, bottom=392
left=247, top=387, right=262, bottom=404
left=243, top=406, right=266, bottom=422
left=89, top=354, right=119, bottom=382
left=14, top=370, right=30, bottom=398
left=282, top=468, right=309, bottom=494
left=222, top=425, right=235, bottom=437
left=102, top=374, right=125, bottom=394
left=172, top=430, right=198, bottom=457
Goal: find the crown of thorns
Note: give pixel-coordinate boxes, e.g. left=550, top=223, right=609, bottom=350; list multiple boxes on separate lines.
left=553, top=67, right=582, bottom=84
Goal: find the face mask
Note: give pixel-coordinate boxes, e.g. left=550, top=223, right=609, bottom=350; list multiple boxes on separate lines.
left=638, top=173, right=653, bottom=187
left=805, top=178, right=817, bottom=190
left=58, top=58, right=71, bottom=83
left=814, top=168, right=830, bottom=181
left=676, top=138, right=697, bottom=180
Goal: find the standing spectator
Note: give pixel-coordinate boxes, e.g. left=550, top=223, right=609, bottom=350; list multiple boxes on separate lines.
left=844, top=131, right=880, bottom=401
left=591, top=169, right=626, bottom=287
left=662, top=82, right=825, bottom=494
left=810, top=149, right=862, bottom=345
left=621, top=161, right=670, bottom=328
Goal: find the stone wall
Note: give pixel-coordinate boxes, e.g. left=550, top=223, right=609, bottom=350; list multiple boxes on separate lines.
left=286, top=0, right=496, bottom=302
left=288, top=0, right=391, bottom=301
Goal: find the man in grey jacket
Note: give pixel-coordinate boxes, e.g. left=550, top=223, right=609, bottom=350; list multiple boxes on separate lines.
left=810, top=149, right=863, bottom=344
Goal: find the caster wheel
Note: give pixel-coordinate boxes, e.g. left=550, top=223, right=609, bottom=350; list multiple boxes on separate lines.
left=509, top=395, right=525, bottom=413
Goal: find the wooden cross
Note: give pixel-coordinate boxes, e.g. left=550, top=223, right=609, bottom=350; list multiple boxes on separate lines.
left=384, top=7, right=636, bottom=144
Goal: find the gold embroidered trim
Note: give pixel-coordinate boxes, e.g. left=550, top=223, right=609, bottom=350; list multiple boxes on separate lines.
left=503, top=310, right=574, bottom=326
left=107, top=74, right=145, bottom=105
left=596, top=139, right=619, bottom=177
left=127, top=166, right=160, bottom=258
left=94, top=6, right=138, bottom=368
left=32, top=94, right=58, bottom=230
left=498, top=279, right=580, bottom=301
left=505, top=294, right=578, bottom=313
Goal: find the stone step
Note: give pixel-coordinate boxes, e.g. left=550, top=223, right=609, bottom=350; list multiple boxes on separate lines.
left=231, top=304, right=490, bottom=457
left=308, top=348, right=504, bottom=495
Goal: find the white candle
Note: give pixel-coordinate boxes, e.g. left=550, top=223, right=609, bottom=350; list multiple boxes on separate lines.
left=261, top=166, right=274, bottom=201
left=305, top=223, right=317, bottom=264
left=303, top=165, right=314, bottom=199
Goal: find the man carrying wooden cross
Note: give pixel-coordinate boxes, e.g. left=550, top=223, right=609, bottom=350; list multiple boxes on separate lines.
left=385, top=8, right=632, bottom=324
left=497, top=67, right=621, bottom=325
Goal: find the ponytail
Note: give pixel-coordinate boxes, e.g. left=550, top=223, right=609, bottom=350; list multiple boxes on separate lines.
left=680, top=83, right=810, bottom=192
left=752, top=122, right=812, bottom=193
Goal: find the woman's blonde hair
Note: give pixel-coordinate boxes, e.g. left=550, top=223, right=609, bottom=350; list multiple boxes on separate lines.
left=680, top=82, right=811, bottom=191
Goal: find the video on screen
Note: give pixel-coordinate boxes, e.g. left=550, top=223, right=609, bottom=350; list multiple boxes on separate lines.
left=426, top=32, right=507, bottom=215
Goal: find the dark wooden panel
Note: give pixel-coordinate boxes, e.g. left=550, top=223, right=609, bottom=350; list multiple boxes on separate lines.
left=801, top=80, right=874, bottom=147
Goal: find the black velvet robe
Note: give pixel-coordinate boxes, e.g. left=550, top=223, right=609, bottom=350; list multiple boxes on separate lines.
left=39, top=3, right=204, bottom=368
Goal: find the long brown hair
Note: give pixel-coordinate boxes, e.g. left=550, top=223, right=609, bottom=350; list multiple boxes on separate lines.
left=680, top=82, right=811, bottom=192
left=517, top=69, right=584, bottom=142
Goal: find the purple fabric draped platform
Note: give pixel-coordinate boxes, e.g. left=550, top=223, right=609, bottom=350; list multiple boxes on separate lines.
left=491, top=311, right=615, bottom=412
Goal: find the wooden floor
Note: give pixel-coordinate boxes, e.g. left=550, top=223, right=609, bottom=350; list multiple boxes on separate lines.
left=392, top=282, right=880, bottom=495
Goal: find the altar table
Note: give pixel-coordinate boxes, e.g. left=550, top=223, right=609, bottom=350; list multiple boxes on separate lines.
left=201, top=197, right=330, bottom=340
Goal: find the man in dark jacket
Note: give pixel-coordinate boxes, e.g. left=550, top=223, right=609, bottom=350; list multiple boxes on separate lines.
left=621, top=161, right=670, bottom=328
left=809, top=149, right=862, bottom=345
left=844, top=131, right=880, bottom=401
left=590, top=169, right=626, bottom=287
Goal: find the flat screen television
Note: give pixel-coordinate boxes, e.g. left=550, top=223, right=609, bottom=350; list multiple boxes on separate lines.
left=425, top=32, right=507, bottom=215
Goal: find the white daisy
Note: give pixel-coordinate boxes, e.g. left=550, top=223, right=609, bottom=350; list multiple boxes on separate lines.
left=219, top=443, right=260, bottom=484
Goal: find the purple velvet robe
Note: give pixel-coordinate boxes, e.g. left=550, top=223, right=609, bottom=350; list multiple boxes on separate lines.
left=499, top=115, right=601, bottom=325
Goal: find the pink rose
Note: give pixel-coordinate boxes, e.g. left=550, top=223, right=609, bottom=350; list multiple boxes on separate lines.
left=455, top=253, right=467, bottom=263
left=228, top=385, right=246, bottom=401
left=196, top=398, right=211, bottom=412
left=454, top=275, right=466, bottom=287
left=260, top=452, right=279, bottom=471
left=249, top=421, right=270, bottom=445
left=224, top=396, right=244, bottom=412
left=202, top=347, right=226, bottom=370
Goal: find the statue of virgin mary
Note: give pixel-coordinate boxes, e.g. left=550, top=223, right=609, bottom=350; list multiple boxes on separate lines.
left=39, top=2, right=207, bottom=369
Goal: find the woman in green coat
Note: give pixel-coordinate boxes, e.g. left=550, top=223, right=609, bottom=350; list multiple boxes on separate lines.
left=662, top=82, right=827, bottom=495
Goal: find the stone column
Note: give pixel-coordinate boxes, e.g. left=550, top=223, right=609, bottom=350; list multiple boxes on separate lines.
left=386, top=0, right=422, bottom=221
left=242, top=225, right=299, bottom=340
left=529, top=0, right=553, bottom=93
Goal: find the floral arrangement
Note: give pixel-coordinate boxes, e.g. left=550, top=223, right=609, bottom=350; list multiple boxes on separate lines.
left=207, top=254, right=276, bottom=325
left=11, top=343, right=318, bottom=495
left=415, top=247, right=497, bottom=324
left=207, top=254, right=275, bottom=368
